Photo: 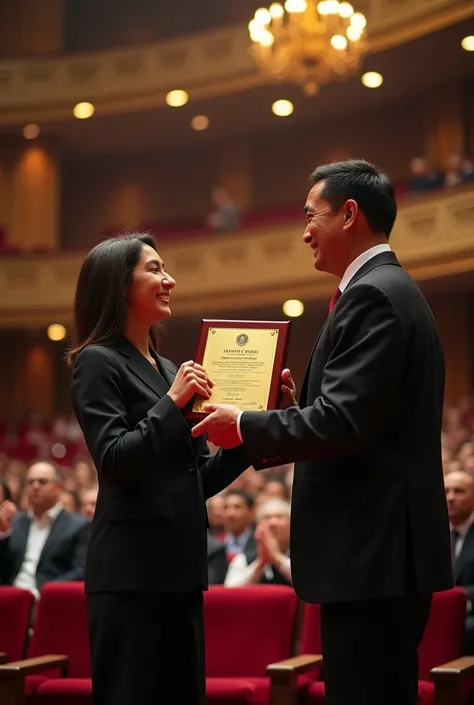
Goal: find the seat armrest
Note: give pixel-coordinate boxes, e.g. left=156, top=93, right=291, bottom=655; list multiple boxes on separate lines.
left=0, top=655, right=69, bottom=705
left=430, top=656, right=474, bottom=705
left=268, top=654, right=323, bottom=705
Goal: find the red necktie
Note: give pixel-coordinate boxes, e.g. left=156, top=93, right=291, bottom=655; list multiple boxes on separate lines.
left=328, top=288, right=341, bottom=313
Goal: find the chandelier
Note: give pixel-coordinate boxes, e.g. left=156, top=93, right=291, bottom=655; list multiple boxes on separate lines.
left=248, top=0, right=367, bottom=95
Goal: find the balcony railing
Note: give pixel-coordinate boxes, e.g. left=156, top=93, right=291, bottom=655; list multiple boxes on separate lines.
left=0, top=183, right=473, bottom=327
left=0, top=0, right=471, bottom=123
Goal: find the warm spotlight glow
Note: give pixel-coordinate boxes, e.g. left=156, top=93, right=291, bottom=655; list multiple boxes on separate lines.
left=350, top=11, right=366, bottom=28
left=361, top=71, right=383, bottom=88
left=23, top=124, right=40, bottom=139
left=269, top=2, right=284, bottom=18
left=47, top=324, right=66, bottom=341
left=73, top=102, right=95, bottom=119
left=461, top=35, right=474, bottom=51
left=191, top=115, right=209, bottom=131
left=346, top=24, right=362, bottom=41
left=255, top=7, right=272, bottom=23
left=165, top=89, right=189, bottom=107
left=338, top=2, right=354, bottom=17
left=282, top=299, right=304, bottom=317
left=272, top=99, right=294, bottom=116
left=331, top=34, right=347, bottom=50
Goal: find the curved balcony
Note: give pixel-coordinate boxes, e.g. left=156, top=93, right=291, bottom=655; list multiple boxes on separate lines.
left=0, top=183, right=473, bottom=327
left=0, top=0, right=471, bottom=124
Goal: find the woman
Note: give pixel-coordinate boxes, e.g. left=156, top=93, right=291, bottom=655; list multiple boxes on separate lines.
left=68, top=233, right=250, bottom=705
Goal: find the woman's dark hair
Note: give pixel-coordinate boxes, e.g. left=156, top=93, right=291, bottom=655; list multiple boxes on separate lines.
left=66, top=232, right=159, bottom=368
left=310, top=159, right=397, bottom=237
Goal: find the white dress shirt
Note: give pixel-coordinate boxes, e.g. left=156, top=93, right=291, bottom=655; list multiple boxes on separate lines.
left=224, top=551, right=291, bottom=587
left=14, top=503, right=63, bottom=598
left=236, top=243, right=392, bottom=440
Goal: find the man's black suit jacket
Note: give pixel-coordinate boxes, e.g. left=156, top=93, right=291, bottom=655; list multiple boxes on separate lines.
left=0, top=508, right=90, bottom=591
left=454, top=523, right=474, bottom=603
left=240, top=251, right=453, bottom=603
left=71, top=337, right=249, bottom=595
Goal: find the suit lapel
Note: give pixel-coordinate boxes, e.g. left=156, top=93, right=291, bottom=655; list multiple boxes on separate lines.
left=299, top=316, right=331, bottom=404
left=299, top=252, right=401, bottom=405
left=115, top=337, right=169, bottom=399
left=13, top=514, right=30, bottom=576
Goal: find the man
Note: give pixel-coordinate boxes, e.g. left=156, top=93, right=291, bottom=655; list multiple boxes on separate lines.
left=225, top=498, right=292, bottom=587
left=445, top=469, right=474, bottom=653
left=192, top=160, right=452, bottom=705
left=0, top=461, right=90, bottom=598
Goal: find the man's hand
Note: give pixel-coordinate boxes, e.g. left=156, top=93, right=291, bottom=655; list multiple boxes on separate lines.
left=191, top=403, right=241, bottom=448
left=259, top=524, right=285, bottom=566
left=281, top=368, right=297, bottom=408
left=0, top=500, right=17, bottom=533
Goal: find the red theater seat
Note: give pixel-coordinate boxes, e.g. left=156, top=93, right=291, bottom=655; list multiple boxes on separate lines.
left=0, top=587, right=34, bottom=662
left=268, top=587, right=473, bottom=705
left=205, top=585, right=298, bottom=705
left=0, top=582, right=88, bottom=705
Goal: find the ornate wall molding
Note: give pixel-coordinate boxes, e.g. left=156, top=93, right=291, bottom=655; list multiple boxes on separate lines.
left=0, top=184, right=473, bottom=327
left=0, top=0, right=472, bottom=124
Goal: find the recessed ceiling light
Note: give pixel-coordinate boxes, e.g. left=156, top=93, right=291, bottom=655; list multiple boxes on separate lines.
left=272, top=99, right=294, bottom=117
left=23, top=124, right=40, bottom=139
left=47, top=324, right=67, bottom=341
left=282, top=299, right=304, bottom=317
left=361, top=71, right=383, bottom=88
left=166, top=89, right=189, bottom=107
left=73, top=102, right=95, bottom=119
left=191, top=115, right=209, bottom=131
left=461, top=35, right=474, bottom=52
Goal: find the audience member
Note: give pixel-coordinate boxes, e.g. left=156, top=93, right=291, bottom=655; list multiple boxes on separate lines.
left=223, top=489, right=256, bottom=563
left=445, top=469, right=474, bottom=653
left=207, top=186, right=240, bottom=232
left=408, top=157, right=444, bottom=194
left=225, top=498, right=291, bottom=587
left=81, top=486, right=98, bottom=520
left=0, top=461, right=90, bottom=598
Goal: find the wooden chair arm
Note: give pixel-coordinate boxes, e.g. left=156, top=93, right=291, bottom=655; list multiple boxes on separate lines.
left=431, top=656, right=474, bottom=705
left=0, top=655, right=69, bottom=705
left=268, top=654, right=323, bottom=705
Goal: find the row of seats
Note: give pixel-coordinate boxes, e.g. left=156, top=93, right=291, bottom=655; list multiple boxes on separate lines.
left=0, top=584, right=472, bottom=705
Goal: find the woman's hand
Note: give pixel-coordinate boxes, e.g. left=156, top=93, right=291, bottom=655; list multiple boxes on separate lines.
left=167, top=361, right=213, bottom=409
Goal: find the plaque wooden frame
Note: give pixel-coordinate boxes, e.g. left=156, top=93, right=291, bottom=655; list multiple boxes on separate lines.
left=185, top=319, right=291, bottom=420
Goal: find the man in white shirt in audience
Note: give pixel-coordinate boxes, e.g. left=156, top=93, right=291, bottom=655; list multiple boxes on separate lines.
left=225, top=498, right=291, bottom=587
left=0, top=461, right=90, bottom=599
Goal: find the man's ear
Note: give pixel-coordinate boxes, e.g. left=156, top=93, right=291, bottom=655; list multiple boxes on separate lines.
left=343, top=199, right=358, bottom=228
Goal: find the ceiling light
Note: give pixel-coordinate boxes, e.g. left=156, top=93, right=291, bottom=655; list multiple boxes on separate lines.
left=191, top=115, right=209, bottom=131
left=272, top=99, right=294, bottom=116
left=331, top=34, right=347, bottom=50
left=23, top=124, right=40, bottom=139
left=73, top=102, right=95, bottom=119
left=165, top=89, right=189, bottom=107
left=47, top=324, right=66, bottom=341
left=461, top=35, right=474, bottom=51
left=282, top=299, right=304, bottom=317
left=361, top=71, right=383, bottom=88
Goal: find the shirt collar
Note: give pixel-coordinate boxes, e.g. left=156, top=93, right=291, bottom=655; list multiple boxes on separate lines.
left=451, top=512, right=474, bottom=538
left=28, top=503, right=63, bottom=525
left=339, top=243, right=391, bottom=293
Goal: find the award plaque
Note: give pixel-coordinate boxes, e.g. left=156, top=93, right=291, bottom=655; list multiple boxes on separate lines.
left=186, top=320, right=291, bottom=420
